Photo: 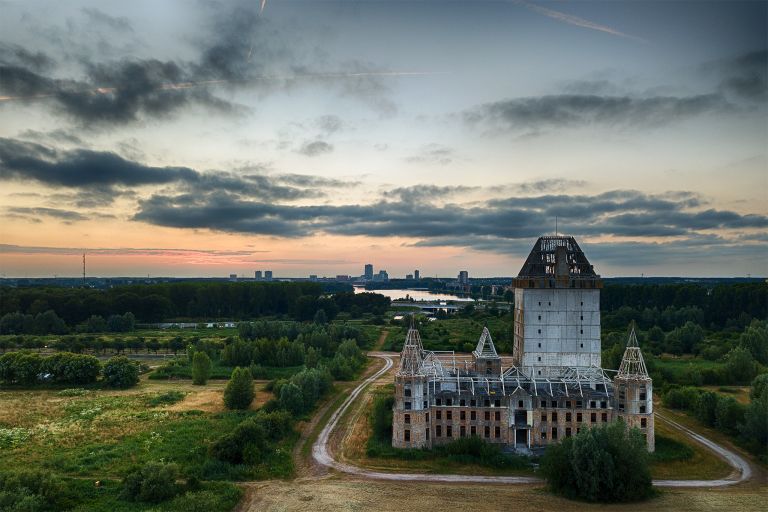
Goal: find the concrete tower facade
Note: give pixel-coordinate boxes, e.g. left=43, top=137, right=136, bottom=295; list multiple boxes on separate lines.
left=512, top=236, right=602, bottom=377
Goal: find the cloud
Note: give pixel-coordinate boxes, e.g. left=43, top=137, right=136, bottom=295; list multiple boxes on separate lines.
left=465, top=93, right=728, bottom=131
left=0, top=244, right=263, bottom=257
left=81, top=8, right=133, bottom=33
left=0, top=43, right=53, bottom=72
left=516, top=178, right=588, bottom=194
left=6, top=206, right=89, bottom=223
left=297, top=140, right=333, bottom=157
left=709, top=50, right=768, bottom=102
left=131, top=188, right=768, bottom=244
left=405, top=143, right=455, bottom=165
left=315, top=115, right=344, bottom=135
left=0, top=137, right=332, bottom=203
left=386, top=184, right=478, bottom=203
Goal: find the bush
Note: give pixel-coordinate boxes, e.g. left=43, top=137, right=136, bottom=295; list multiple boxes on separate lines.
left=0, top=352, right=43, bottom=385
left=663, top=386, right=700, bottom=410
left=0, top=470, right=66, bottom=511
left=278, top=383, right=304, bottom=416
left=738, top=390, right=768, bottom=460
left=122, top=462, right=180, bottom=503
left=102, top=356, right=140, bottom=388
left=41, top=353, right=101, bottom=385
left=715, top=396, right=745, bottom=434
left=541, top=421, right=654, bottom=503
left=223, top=367, right=254, bottom=410
left=192, top=351, right=211, bottom=385
left=750, top=373, right=768, bottom=401
left=209, top=410, right=293, bottom=464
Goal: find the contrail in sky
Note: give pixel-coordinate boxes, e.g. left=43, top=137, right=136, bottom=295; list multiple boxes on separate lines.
left=514, top=0, right=647, bottom=43
left=260, top=0, right=267, bottom=15
left=0, top=71, right=445, bottom=103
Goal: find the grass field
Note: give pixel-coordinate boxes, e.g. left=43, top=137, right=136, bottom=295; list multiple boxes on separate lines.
left=0, top=378, right=280, bottom=510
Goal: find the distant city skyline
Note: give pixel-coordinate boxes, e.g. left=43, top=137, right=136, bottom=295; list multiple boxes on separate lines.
left=0, top=1, right=765, bottom=278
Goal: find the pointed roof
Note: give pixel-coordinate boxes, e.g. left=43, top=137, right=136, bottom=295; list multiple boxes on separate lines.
left=517, top=236, right=598, bottom=278
left=398, top=326, right=424, bottom=376
left=473, top=326, right=499, bottom=359
left=616, top=326, right=650, bottom=380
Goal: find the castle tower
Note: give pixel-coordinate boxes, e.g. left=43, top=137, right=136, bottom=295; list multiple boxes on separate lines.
left=511, top=236, right=602, bottom=377
left=473, top=326, right=502, bottom=375
left=392, top=326, right=431, bottom=448
left=613, top=326, right=655, bottom=452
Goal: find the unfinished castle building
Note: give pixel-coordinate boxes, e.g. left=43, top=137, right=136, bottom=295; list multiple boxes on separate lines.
left=392, top=236, right=654, bottom=453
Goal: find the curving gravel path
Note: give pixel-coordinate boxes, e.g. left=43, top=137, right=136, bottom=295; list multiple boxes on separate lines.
left=312, top=354, right=752, bottom=488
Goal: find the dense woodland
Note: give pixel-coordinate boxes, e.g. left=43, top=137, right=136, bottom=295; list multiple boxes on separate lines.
left=0, top=282, right=390, bottom=333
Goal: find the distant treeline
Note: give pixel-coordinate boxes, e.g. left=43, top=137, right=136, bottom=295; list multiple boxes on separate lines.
left=602, top=283, right=766, bottom=329
left=0, top=283, right=391, bottom=333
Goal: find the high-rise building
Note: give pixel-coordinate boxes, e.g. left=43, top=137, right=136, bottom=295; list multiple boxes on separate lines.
left=375, top=270, right=389, bottom=282
left=406, top=274, right=413, bottom=280
left=458, top=270, right=469, bottom=284
left=229, top=274, right=238, bottom=281
left=264, top=270, right=273, bottom=281
left=414, top=270, right=420, bottom=280
left=254, top=271, right=262, bottom=280
left=364, top=263, right=374, bottom=280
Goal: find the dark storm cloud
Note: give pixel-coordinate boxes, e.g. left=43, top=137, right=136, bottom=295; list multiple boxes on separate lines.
left=132, top=187, right=767, bottom=243
left=0, top=137, right=327, bottom=202
left=277, top=173, right=355, bottom=188
left=0, top=43, right=53, bottom=72
left=297, top=140, right=334, bottom=157
left=17, top=128, right=83, bottom=145
left=465, top=93, right=727, bottom=130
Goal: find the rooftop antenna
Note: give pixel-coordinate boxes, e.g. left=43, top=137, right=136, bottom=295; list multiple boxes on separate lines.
left=82, top=252, right=86, bottom=286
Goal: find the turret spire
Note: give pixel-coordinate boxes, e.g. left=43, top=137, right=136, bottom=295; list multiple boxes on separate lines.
left=616, top=325, right=649, bottom=380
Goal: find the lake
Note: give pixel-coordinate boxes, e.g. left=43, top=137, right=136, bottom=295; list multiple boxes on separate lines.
left=353, top=286, right=474, bottom=302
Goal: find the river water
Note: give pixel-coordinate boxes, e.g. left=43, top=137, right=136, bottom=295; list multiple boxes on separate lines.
left=352, top=286, right=474, bottom=302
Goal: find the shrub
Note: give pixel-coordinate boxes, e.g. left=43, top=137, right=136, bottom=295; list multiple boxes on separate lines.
left=0, top=470, right=66, bottom=511
left=209, top=410, right=292, bottom=464
left=102, top=356, right=140, bottom=388
left=715, top=396, right=745, bottom=434
left=223, top=367, right=254, bottom=410
left=41, top=353, right=101, bottom=385
left=122, top=462, right=180, bottom=503
left=192, top=351, right=211, bottom=385
left=541, top=421, right=654, bottom=503
left=750, top=373, right=768, bottom=401
left=278, top=383, right=304, bottom=416
left=738, top=391, right=768, bottom=460
left=663, top=386, right=700, bottom=410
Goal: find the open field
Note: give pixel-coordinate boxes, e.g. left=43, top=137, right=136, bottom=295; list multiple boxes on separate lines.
left=239, top=478, right=767, bottom=512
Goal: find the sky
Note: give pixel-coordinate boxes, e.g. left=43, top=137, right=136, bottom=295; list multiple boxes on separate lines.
left=0, top=0, right=766, bottom=278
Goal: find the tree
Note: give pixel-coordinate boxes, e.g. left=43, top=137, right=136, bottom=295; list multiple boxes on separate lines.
left=738, top=391, right=768, bottom=459
left=191, top=351, right=211, bottom=385
left=724, top=346, right=758, bottom=384
left=103, top=356, right=140, bottom=388
left=540, top=421, right=653, bottom=503
left=750, top=373, right=768, bottom=401
left=313, top=308, right=328, bottom=325
left=740, top=320, right=768, bottom=365
left=278, top=382, right=305, bottom=415
left=223, top=367, right=254, bottom=410
left=715, top=396, right=745, bottom=434
left=694, top=391, right=719, bottom=426
left=122, top=462, right=180, bottom=503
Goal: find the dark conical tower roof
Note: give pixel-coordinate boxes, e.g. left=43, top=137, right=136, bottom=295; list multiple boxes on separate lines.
left=517, top=236, right=597, bottom=278
left=514, top=236, right=602, bottom=289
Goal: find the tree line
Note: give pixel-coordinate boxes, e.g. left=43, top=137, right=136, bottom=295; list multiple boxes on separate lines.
left=0, top=351, right=140, bottom=388
left=602, top=282, right=766, bottom=330
left=0, top=283, right=391, bottom=334
left=663, top=374, right=768, bottom=462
